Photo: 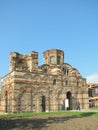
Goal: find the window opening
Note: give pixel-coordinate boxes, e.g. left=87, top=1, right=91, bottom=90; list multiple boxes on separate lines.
left=77, top=81, right=79, bottom=87
left=57, top=56, right=60, bottom=65
left=50, top=56, right=54, bottom=64
left=53, top=79, right=56, bottom=85
left=64, top=69, right=69, bottom=76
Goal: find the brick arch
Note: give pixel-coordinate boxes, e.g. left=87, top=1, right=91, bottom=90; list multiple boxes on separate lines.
left=2, top=85, right=14, bottom=113
left=16, top=85, right=51, bottom=113
left=16, top=87, right=32, bottom=113
left=32, top=87, right=50, bottom=112
left=37, top=86, right=52, bottom=112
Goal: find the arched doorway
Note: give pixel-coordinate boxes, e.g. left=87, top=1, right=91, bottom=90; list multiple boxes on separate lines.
left=66, top=91, right=72, bottom=110
left=41, top=96, right=46, bottom=112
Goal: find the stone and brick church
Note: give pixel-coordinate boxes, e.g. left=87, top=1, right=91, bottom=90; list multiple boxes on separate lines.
left=0, top=49, right=89, bottom=113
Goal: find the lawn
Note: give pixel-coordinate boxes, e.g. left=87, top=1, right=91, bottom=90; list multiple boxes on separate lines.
left=0, top=110, right=98, bottom=118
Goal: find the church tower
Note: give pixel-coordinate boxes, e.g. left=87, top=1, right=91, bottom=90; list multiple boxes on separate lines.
left=43, top=49, right=64, bottom=65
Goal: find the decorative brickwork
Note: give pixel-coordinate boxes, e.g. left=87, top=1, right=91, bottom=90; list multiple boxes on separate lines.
left=0, top=49, right=89, bottom=113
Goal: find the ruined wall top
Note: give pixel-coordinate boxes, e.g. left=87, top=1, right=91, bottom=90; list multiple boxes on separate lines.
left=9, top=49, right=83, bottom=80
left=10, top=51, right=38, bottom=72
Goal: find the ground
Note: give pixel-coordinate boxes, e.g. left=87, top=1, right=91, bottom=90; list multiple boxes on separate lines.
left=0, top=113, right=98, bottom=130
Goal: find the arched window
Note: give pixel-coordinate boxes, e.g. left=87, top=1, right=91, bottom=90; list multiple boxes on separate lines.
left=77, top=81, right=79, bottom=87
left=57, top=56, right=60, bottom=65
left=63, top=68, right=69, bottom=76
left=66, top=70, right=69, bottom=76
left=53, top=79, right=56, bottom=85
left=66, top=80, right=68, bottom=86
left=50, top=56, right=54, bottom=64
left=63, top=80, right=68, bottom=86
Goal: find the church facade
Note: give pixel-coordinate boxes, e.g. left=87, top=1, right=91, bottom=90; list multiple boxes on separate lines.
left=0, top=49, right=89, bottom=113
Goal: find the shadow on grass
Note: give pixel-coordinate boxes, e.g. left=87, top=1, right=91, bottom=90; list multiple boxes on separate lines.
left=0, top=116, right=70, bottom=130
left=0, top=112, right=97, bottom=130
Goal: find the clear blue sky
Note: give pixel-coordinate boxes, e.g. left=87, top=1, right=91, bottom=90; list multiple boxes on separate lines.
left=0, top=0, right=98, bottom=83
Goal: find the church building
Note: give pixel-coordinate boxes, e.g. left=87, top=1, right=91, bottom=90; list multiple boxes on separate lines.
left=0, top=49, right=89, bottom=113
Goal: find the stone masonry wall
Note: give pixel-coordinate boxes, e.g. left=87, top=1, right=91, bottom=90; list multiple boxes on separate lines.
left=0, top=49, right=89, bottom=113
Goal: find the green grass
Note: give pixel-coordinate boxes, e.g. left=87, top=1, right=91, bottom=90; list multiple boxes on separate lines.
left=0, top=110, right=98, bottom=118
